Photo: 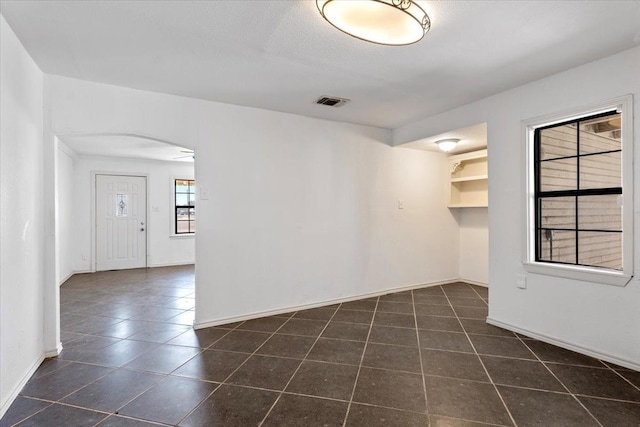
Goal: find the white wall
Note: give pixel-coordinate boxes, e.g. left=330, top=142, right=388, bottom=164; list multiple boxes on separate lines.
left=0, top=15, right=45, bottom=417
left=57, top=142, right=75, bottom=284
left=394, top=46, right=640, bottom=369
left=458, top=208, right=489, bottom=285
left=46, top=75, right=460, bottom=328
left=71, top=155, right=195, bottom=272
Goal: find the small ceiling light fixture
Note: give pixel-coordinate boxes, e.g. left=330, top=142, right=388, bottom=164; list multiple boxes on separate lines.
left=316, top=0, right=431, bottom=46
left=436, top=138, right=460, bottom=152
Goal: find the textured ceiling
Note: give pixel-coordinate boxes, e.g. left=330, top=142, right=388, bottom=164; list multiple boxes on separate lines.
left=60, top=134, right=194, bottom=162
left=2, top=1, right=639, bottom=129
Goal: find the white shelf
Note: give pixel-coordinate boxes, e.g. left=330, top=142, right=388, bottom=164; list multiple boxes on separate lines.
left=448, top=203, right=488, bottom=208
left=450, top=174, right=488, bottom=183
left=447, top=149, right=488, bottom=208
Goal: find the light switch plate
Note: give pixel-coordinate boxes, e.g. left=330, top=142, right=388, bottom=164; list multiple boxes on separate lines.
left=516, top=274, right=527, bottom=289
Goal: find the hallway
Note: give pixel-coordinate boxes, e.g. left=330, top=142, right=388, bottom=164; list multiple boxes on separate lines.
left=1, top=266, right=639, bottom=426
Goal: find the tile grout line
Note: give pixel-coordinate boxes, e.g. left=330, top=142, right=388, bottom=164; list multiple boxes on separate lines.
left=340, top=295, right=381, bottom=427
left=441, top=286, right=518, bottom=427
left=602, top=361, right=640, bottom=393
left=256, top=305, right=347, bottom=426
left=411, top=289, right=431, bottom=425
left=174, top=311, right=299, bottom=426
left=516, top=337, right=605, bottom=427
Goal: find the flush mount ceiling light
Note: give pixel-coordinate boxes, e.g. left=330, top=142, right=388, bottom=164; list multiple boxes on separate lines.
left=436, top=138, right=460, bottom=152
left=316, top=0, right=431, bottom=46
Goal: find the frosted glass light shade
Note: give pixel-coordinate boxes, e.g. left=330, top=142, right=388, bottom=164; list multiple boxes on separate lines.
left=317, top=0, right=431, bottom=46
left=436, top=138, right=460, bottom=152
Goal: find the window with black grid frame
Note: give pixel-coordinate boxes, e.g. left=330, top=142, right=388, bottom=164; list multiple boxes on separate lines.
left=175, top=179, right=195, bottom=234
left=534, top=110, right=622, bottom=270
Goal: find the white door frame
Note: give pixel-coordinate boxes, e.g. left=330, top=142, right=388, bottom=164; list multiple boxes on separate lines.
left=91, top=171, right=150, bottom=271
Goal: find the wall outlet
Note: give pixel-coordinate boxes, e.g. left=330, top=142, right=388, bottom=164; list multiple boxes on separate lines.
left=398, top=200, right=404, bottom=209
left=516, top=274, right=527, bottom=289
left=81, top=253, right=87, bottom=261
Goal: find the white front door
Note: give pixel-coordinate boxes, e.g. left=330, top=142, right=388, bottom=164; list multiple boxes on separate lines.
left=96, top=174, right=147, bottom=271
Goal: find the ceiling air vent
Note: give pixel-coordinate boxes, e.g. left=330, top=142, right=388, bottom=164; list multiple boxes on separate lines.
left=315, top=96, right=350, bottom=108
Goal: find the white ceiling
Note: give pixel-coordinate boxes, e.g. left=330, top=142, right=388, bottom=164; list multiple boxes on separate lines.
left=399, top=122, right=487, bottom=154
left=2, top=1, right=639, bottom=129
left=59, top=134, right=194, bottom=162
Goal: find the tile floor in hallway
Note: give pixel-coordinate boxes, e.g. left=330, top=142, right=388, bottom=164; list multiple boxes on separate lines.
left=2, top=265, right=640, bottom=426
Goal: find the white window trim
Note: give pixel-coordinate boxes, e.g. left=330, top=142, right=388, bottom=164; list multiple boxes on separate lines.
left=170, top=176, right=195, bottom=237
left=521, top=95, right=634, bottom=286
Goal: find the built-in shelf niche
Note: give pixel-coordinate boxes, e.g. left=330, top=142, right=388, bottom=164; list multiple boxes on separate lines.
left=448, top=149, right=488, bottom=208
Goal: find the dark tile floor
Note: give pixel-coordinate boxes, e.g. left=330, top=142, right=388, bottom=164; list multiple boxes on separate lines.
left=2, top=266, right=640, bottom=426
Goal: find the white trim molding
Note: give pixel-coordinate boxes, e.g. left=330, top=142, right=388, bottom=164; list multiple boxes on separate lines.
left=487, top=317, right=640, bottom=371
left=521, top=94, right=634, bottom=286
left=0, top=353, right=45, bottom=419
left=194, top=278, right=460, bottom=329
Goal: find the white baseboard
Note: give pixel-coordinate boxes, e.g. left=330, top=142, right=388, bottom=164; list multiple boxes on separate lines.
left=487, top=317, right=640, bottom=372
left=149, top=261, right=195, bottom=268
left=194, top=278, right=459, bottom=330
left=459, top=278, right=489, bottom=287
left=58, top=271, right=74, bottom=286
left=44, top=342, right=63, bottom=358
left=0, top=352, right=45, bottom=419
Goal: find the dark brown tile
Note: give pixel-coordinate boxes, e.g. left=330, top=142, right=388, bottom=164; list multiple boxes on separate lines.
left=61, top=369, right=163, bottom=412
left=422, top=349, right=488, bottom=382
left=210, top=330, right=271, bottom=353
left=374, top=312, right=416, bottom=329
left=524, top=340, right=606, bottom=367
left=96, top=416, right=161, bottom=427
left=548, top=364, right=640, bottom=401
left=126, top=323, right=191, bottom=344
left=294, top=308, right=337, bottom=321
left=278, top=318, right=328, bottom=337
left=123, top=344, right=200, bottom=374
left=322, top=321, right=370, bottom=341
left=469, top=335, right=536, bottom=360
left=579, top=396, right=640, bottom=427
left=286, top=361, right=359, bottom=400
left=91, top=320, right=149, bottom=339
left=414, top=304, right=455, bottom=317
left=171, top=348, right=248, bottom=382
left=31, top=358, right=71, bottom=379
left=369, top=325, right=418, bottom=347
left=119, top=376, right=216, bottom=425
left=13, top=403, right=107, bottom=427
left=21, top=362, right=113, bottom=401
left=0, top=397, right=50, bottom=427
left=618, top=370, right=640, bottom=388
left=307, top=338, right=365, bottom=365
left=227, top=355, right=300, bottom=390
left=429, top=415, right=495, bottom=426
left=413, top=286, right=445, bottom=296
left=263, top=394, right=348, bottom=427
left=236, top=316, right=288, bottom=333
left=416, top=315, right=463, bottom=332
left=73, top=339, right=158, bottom=367
left=345, top=403, right=427, bottom=426
left=379, top=291, right=413, bottom=302
left=425, top=376, right=512, bottom=426
left=61, top=334, right=120, bottom=351
left=257, top=334, right=316, bottom=359
left=166, top=327, right=229, bottom=348
left=459, top=319, right=515, bottom=337
left=452, top=306, right=488, bottom=319
left=499, top=385, right=598, bottom=427
left=448, top=298, right=487, bottom=308
left=418, top=330, right=473, bottom=353
left=353, top=367, right=425, bottom=412
left=377, top=301, right=414, bottom=314
left=332, top=309, right=374, bottom=324
left=413, top=294, right=449, bottom=305
left=180, top=384, right=277, bottom=427
left=340, top=300, right=377, bottom=311
left=481, top=356, right=565, bottom=391
left=363, top=343, right=422, bottom=373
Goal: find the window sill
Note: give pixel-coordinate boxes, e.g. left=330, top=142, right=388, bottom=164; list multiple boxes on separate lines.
left=522, top=262, right=632, bottom=287
left=170, top=233, right=195, bottom=239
